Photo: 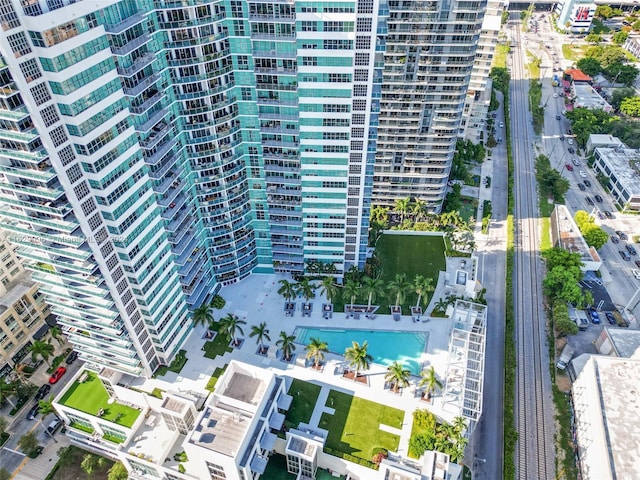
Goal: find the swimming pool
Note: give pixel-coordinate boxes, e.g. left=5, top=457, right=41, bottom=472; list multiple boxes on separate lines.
left=294, top=327, right=428, bottom=375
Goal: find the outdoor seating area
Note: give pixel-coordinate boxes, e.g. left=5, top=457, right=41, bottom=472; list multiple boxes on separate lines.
left=285, top=302, right=295, bottom=317
left=411, top=307, right=423, bottom=322
left=302, top=303, right=312, bottom=317
left=322, top=303, right=333, bottom=319
left=345, top=305, right=379, bottom=320
left=391, top=305, right=402, bottom=321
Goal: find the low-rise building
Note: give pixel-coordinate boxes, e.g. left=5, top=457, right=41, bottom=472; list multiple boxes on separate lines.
left=549, top=205, right=602, bottom=271
left=586, top=134, right=625, bottom=154
left=592, top=146, right=640, bottom=211
left=571, top=83, right=612, bottom=112
left=0, top=234, right=52, bottom=379
left=377, top=451, right=462, bottom=480
left=54, top=361, right=292, bottom=480
left=570, top=355, right=640, bottom=479
left=554, top=0, right=596, bottom=33
left=623, top=34, right=640, bottom=61
left=594, top=327, right=640, bottom=358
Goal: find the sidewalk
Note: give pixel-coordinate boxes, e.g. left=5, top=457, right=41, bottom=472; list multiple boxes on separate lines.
left=12, top=434, right=71, bottom=480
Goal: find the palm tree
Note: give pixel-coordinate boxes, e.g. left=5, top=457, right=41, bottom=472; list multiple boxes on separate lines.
left=49, top=326, right=65, bottom=347
left=342, top=280, right=360, bottom=311
left=249, top=322, right=271, bottom=354
left=411, top=198, right=427, bottom=221
left=344, top=340, right=372, bottom=381
left=304, top=337, right=329, bottom=369
left=394, top=197, right=411, bottom=223
left=434, top=298, right=448, bottom=313
left=388, top=273, right=411, bottom=308
left=362, top=277, right=384, bottom=311
left=219, top=314, right=246, bottom=346
left=38, top=395, right=56, bottom=417
left=385, top=361, right=411, bottom=393
left=319, top=276, right=338, bottom=303
left=413, top=275, right=434, bottom=309
left=452, top=416, right=467, bottom=437
left=29, top=340, right=54, bottom=366
left=370, top=205, right=389, bottom=224
left=296, top=277, right=317, bottom=301
left=17, top=431, right=38, bottom=455
left=276, top=331, right=296, bottom=362
left=193, top=302, right=214, bottom=328
left=278, top=279, right=296, bottom=301
left=419, top=366, right=443, bottom=401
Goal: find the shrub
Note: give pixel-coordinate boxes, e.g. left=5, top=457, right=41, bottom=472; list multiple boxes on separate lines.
left=210, top=295, right=226, bottom=309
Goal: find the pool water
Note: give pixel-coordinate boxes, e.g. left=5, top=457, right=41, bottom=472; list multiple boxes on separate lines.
left=295, top=327, right=428, bottom=375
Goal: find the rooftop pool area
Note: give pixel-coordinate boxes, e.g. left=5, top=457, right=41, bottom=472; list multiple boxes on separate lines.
left=294, top=327, right=428, bottom=375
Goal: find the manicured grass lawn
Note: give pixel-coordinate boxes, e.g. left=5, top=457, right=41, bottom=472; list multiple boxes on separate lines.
left=205, top=365, right=228, bottom=392
left=285, top=379, right=322, bottom=429
left=154, top=349, right=188, bottom=377
left=319, top=390, right=404, bottom=463
left=202, top=330, right=233, bottom=359
left=59, top=372, right=140, bottom=428
left=459, top=196, right=479, bottom=222
left=561, top=44, right=589, bottom=61
left=493, top=43, right=510, bottom=69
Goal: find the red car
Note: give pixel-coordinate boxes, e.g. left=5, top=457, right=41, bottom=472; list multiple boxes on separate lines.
left=49, top=366, right=67, bottom=384
left=565, top=164, right=573, bottom=171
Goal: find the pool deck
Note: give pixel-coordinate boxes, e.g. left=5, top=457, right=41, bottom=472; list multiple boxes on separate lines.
left=129, top=271, right=474, bottom=456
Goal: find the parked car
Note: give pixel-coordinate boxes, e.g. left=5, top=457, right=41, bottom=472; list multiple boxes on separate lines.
left=620, top=250, right=631, bottom=261
left=616, top=231, right=628, bottom=241
left=34, top=384, right=50, bottom=401
left=572, top=158, right=581, bottom=166
left=49, top=366, right=66, bottom=384
left=579, top=170, right=587, bottom=178
left=27, top=404, right=40, bottom=421
left=597, top=211, right=605, bottom=220
left=633, top=269, right=640, bottom=280
left=568, top=138, right=574, bottom=145
left=585, top=196, right=594, bottom=206
left=65, top=351, right=79, bottom=365
left=565, top=163, right=573, bottom=171
left=577, top=183, right=586, bottom=191
left=594, top=194, right=603, bottom=203
left=605, top=312, right=616, bottom=325
left=604, top=211, right=614, bottom=219
left=635, top=260, right=640, bottom=268
left=590, top=310, right=601, bottom=324
left=611, top=235, right=619, bottom=244
left=584, top=180, right=592, bottom=187
left=568, top=147, right=575, bottom=154
left=626, top=244, right=638, bottom=256
left=46, top=418, right=63, bottom=435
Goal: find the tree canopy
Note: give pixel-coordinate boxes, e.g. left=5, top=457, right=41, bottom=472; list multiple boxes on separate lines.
left=576, top=57, right=602, bottom=77
left=620, top=96, right=640, bottom=116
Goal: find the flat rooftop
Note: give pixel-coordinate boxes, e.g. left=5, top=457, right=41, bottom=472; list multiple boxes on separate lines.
left=595, top=147, right=640, bottom=195
left=190, top=403, right=253, bottom=456
left=573, top=356, right=640, bottom=479
left=551, top=205, right=598, bottom=264
left=605, top=328, right=640, bottom=358
left=0, top=271, right=33, bottom=314
left=220, top=372, right=265, bottom=406
left=573, top=83, right=611, bottom=110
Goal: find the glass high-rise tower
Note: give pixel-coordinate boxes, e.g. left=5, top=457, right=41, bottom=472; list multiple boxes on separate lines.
left=0, top=0, right=485, bottom=377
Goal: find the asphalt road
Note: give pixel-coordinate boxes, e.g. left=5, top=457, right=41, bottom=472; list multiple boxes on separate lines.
left=1, top=355, right=82, bottom=474
left=471, top=92, right=508, bottom=479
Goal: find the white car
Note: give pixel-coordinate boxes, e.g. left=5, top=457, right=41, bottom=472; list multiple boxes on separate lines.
left=579, top=170, right=587, bottom=178
left=633, top=269, right=640, bottom=280
left=499, top=122, right=504, bottom=128
left=567, top=139, right=574, bottom=145
left=553, top=93, right=558, bottom=98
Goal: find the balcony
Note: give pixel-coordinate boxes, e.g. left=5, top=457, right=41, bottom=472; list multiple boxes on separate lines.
left=122, top=73, right=160, bottom=97
left=135, top=108, right=168, bottom=133
left=0, top=164, right=55, bottom=182
left=105, top=13, right=147, bottom=34
left=130, top=91, right=163, bottom=115
left=0, top=127, right=38, bottom=143
left=117, top=52, right=155, bottom=77
left=110, top=34, right=151, bottom=56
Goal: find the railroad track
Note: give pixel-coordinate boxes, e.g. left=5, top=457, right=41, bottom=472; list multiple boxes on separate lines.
left=509, top=17, right=555, bottom=480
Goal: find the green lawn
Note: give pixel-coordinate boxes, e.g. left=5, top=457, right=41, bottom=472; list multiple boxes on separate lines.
left=205, top=365, right=228, bottom=392
left=58, top=372, right=141, bottom=428
left=319, top=390, right=404, bottom=463
left=561, top=44, right=589, bottom=61
left=459, top=196, right=479, bottom=222
left=493, top=43, right=510, bottom=69
left=285, top=379, right=322, bottom=429
left=202, top=330, right=233, bottom=359
left=154, top=350, right=188, bottom=377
